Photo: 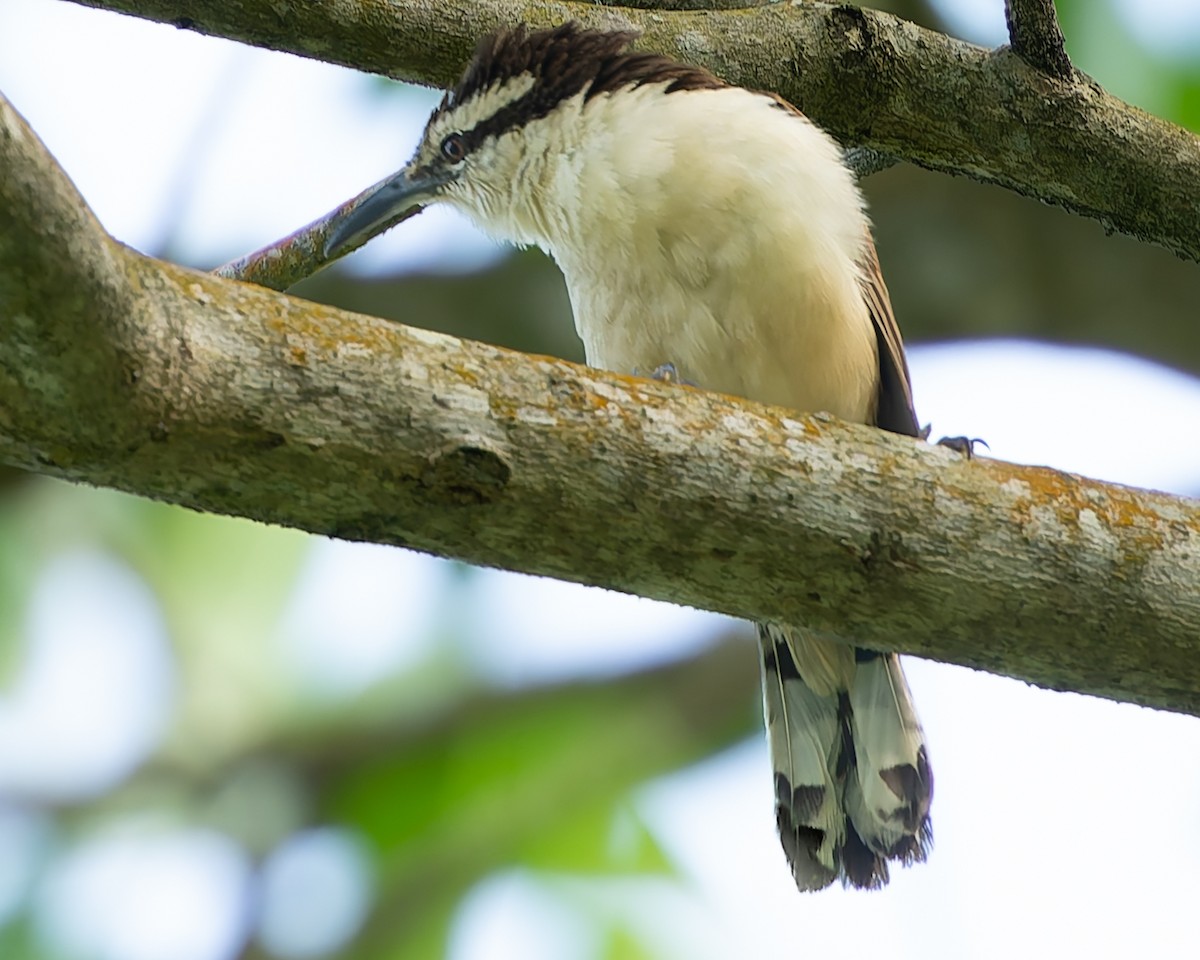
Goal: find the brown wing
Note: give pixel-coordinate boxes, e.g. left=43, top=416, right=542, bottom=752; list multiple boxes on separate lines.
left=858, top=232, right=920, bottom=437
left=762, top=92, right=920, bottom=436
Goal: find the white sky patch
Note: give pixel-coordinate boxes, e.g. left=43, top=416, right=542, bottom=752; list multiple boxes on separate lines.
left=275, top=541, right=452, bottom=696
left=0, top=552, right=173, bottom=801
left=909, top=341, right=1200, bottom=494
left=256, top=828, right=372, bottom=959
left=0, top=1, right=235, bottom=250
left=170, top=53, right=506, bottom=275
left=449, top=871, right=594, bottom=960
left=0, top=804, right=51, bottom=925
left=0, top=0, right=503, bottom=275
left=1113, top=0, right=1200, bottom=58
left=35, top=827, right=252, bottom=960
left=931, top=0, right=1200, bottom=65
left=927, top=0, right=1008, bottom=46
left=463, top=569, right=742, bottom=685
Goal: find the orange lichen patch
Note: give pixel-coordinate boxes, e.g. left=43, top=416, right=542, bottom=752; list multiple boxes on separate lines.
left=987, top=458, right=1085, bottom=511
left=873, top=452, right=905, bottom=479
left=447, top=362, right=481, bottom=388
left=749, top=407, right=788, bottom=434
left=185, top=282, right=213, bottom=305
left=982, top=458, right=1195, bottom=555
left=1093, top=486, right=1175, bottom=530
left=487, top=393, right=523, bottom=423
left=799, top=417, right=824, bottom=438
left=163, top=259, right=400, bottom=361
left=263, top=304, right=402, bottom=358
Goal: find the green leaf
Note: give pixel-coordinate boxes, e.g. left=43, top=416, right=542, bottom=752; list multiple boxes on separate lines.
left=320, top=644, right=754, bottom=935
left=518, top=802, right=674, bottom=876
left=600, top=926, right=660, bottom=960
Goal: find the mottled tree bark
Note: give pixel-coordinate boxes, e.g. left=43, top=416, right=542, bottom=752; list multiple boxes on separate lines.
left=3, top=93, right=1199, bottom=719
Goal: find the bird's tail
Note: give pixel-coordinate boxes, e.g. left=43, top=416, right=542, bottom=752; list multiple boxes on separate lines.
left=757, top=623, right=932, bottom=890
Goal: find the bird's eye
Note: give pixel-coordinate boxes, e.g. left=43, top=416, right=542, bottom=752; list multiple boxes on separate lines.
left=440, top=133, right=467, bottom=163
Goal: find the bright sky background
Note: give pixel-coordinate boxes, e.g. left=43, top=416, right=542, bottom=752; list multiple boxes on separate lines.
left=2, top=1, right=1200, bottom=959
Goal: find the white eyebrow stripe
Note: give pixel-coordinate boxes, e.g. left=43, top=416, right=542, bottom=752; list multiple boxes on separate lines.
left=428, top=73, right=537, bottom=143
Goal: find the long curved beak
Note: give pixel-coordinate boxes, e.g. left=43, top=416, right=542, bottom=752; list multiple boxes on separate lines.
left=323, top=166, right=448, bottom=259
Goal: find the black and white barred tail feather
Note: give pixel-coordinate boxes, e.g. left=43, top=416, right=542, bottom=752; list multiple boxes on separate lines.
left=758, top=623, right=932, bottom=890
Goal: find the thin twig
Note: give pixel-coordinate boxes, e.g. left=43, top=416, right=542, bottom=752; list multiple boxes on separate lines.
left=843, top=146, right=899, bottom=179
left=1005, top=0, right=1073, bottom=80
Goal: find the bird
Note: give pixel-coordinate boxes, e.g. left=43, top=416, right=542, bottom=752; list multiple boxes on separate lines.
left=324, top=22, right=932, bottom=891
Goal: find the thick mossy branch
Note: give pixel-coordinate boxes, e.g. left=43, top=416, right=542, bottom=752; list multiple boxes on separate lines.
left=3, top=92, right=1200, bottom=718
left=66, top=0, right=1200, bottom=261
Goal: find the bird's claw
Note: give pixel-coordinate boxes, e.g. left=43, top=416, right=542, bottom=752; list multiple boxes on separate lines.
left=920, top=426, right=988, bottom=459
left=640, top=362, right=696, bottom=386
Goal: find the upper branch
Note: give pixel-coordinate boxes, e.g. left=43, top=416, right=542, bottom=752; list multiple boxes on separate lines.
left=1005, top=0, right=1073, bottom=80
left=3, top=91, right=1200, bottom=718
left=66, top=0, right=1200, bottom=261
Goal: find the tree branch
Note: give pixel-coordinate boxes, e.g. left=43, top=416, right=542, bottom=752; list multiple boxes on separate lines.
left=3, top=92, right=1200, bottom=718
left=65, top=0, right=1200, bottom=261
left=1005, top=0, right=1073, bottom=80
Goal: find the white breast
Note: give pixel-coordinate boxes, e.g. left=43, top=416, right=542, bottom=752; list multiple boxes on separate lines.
left=475, top=84, right=882, bottom=423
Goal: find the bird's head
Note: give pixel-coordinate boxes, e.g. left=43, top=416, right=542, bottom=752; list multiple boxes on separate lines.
left=324, top=22, right=723, bottom=257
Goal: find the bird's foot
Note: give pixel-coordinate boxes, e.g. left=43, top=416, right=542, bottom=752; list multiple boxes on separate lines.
left=644, top=362, right=695, bottom=386
left=920, top=424, right=989, bottom=459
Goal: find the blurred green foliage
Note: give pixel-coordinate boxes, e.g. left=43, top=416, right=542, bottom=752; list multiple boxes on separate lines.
left=1057, top=0, right=1200, bottom=131
left=0, top=473, right=753, bottom=958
